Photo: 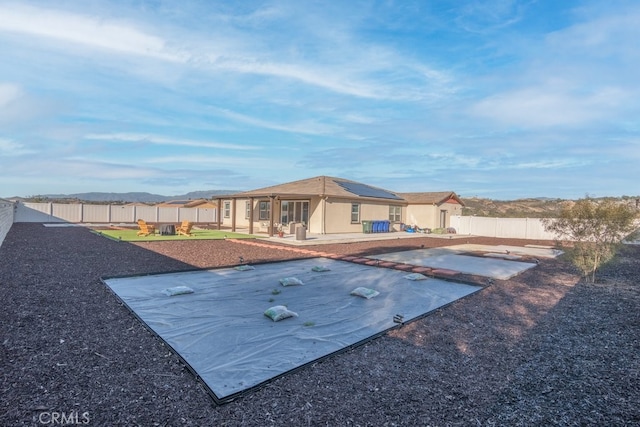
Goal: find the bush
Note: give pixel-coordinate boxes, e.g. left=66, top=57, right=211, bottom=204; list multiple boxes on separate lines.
left=542, top=198, right=638, bottom=282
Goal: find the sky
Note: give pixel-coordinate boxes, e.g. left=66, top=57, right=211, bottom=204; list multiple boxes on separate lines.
left=1, top=0, right=639, bottom=200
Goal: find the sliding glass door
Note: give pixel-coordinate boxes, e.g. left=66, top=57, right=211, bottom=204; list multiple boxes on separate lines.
left=280, top=201, right=309, bottom=225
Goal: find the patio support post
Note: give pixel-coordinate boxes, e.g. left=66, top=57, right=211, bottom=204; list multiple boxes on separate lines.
left=268, top=196, right=275, bottom=237
left=216, top=198, right=222, bottom=230
left=249, top=197, right=254, bottom=234
left=231, top=198, right=237, bottom=232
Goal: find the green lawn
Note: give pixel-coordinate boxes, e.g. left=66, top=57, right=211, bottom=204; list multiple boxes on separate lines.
left=94, top=228, right=263, bottom=242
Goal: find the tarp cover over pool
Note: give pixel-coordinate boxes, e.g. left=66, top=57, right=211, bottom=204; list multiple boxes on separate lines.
left=104, top=258, right=482, bottom=403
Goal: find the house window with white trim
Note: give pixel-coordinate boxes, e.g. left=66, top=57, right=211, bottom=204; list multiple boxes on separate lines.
left=351, top=203, right=360, bottom=223
left=245, top=201, right=251, bottom=219
left=259, top=201, right=271, bottom=220
left=389, top=205, right=401, bottom=222
left=223, top=201, right=231, bottom=218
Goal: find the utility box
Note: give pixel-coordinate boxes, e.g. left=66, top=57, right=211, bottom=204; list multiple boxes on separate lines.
left=295, top=225, right=306, bottom=240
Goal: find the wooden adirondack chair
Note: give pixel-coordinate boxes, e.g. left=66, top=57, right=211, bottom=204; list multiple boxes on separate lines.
left=136, top=219, right=156, bottom=236
left=176, top=220, right=193, bottom=236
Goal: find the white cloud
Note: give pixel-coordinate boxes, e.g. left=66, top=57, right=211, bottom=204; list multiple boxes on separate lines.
left=0, top=83, right=21, bottom=107
left=0, top=138, right=36, bottom=156
left=0, top=3, right=187, bottom=62
left=84, top=133, right=260, bottom=150
left=470, top=84, right=630, bottom=128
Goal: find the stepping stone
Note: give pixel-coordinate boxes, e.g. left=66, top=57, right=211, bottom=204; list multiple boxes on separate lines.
left=432, top=268, right=460, bottom=276
left=342, top=256, right=358, bottom=261
left=393, top=264, right=414, bottom=271
left=411, top=267, right=432, bottom=274
left=378, top=261, right=397, bottom=268
left=351, top=258, right=370, bottom=264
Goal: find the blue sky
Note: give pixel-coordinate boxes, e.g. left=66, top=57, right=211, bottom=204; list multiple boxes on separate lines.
left=1, top=0, right=638, bottom=199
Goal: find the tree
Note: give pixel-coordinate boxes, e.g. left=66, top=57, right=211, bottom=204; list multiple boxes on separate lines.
left=542, top=198, right=638, bottom=283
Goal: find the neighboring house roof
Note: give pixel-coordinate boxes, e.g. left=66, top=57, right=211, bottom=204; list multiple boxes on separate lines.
left=225, top=176, right=405, bottom=202
left=156, top=199, right=217, bottom=208
left=396, top=191, right=465, bottom=206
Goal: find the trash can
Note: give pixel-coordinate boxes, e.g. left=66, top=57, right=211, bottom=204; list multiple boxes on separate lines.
left=372, top=220, right=379, bottom=233
left=295, top=225, right=306, bottom=241
left=362, top=220, right=372, bottom=233
left=384, top=220, right=390, bottom=232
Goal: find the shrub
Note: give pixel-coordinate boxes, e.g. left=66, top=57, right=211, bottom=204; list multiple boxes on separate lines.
left=542, top=198, right=638, bottom=282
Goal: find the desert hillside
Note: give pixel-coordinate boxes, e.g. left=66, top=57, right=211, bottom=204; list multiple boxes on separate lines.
left=461, top=196, right=639, bottom=218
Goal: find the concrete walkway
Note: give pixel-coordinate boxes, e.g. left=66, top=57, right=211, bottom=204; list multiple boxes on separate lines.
left=262, top=231, right=470, bottom=246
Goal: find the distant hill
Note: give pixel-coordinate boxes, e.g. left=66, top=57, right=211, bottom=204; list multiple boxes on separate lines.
left=24, top=190, right=239, bottom=204
left=461, top=197, right=567, bottom=218
left=461, top=196, right=640, bottom=218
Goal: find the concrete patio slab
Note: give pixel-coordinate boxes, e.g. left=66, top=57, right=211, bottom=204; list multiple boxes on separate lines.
left=369, top=248, right=537, bottom=280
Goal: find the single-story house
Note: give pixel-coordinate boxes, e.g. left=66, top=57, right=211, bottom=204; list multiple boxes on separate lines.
left=215, top=176, right=463, bottom=236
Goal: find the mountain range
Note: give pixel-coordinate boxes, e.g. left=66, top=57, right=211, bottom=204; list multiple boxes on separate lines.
left=16, top=190, right=239, bottom=203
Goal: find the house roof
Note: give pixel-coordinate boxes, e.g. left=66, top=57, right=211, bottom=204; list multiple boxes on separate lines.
left=221, top=176, right=463, bottom=206
left=396, top=191, right=465, bottom=206
left=225, top=176, right=404, bottom=202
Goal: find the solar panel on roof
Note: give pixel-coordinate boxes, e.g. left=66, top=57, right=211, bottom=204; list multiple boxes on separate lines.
left=336, top=180, right=403, bottom=200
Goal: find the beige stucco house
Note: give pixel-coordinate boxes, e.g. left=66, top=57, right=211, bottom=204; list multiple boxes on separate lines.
left=215, top=176, right=463, bottom=236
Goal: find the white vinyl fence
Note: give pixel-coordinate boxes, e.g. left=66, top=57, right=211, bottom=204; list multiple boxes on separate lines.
left=451, top=215, right=560, bottom=240
left=14, top=202, right=217, bottom=224
left=0, top=199, right=15, bottom=248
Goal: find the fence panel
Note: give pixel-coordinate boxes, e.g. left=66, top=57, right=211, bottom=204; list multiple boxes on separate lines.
left=109, top=205, right=136, bottom=223
left=82, top=205, right=110, bottom=223
left=134, top=206, right=159, bottom=223
left=197, top=208, right=216, bottom=223
left=158, top=207, right=179, bottom=223
left=51, top=204, right=82, bottom=222
left=495, top=218, right=528, bottom=239
left=0, top=199, right=14, bottom=248
left=179, top=207, right=198, bottom=222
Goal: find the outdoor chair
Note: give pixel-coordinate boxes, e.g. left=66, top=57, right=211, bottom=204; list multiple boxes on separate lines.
left=177, top=220, right=193, bottom=236
left=136, top=219, right=156, bottom=236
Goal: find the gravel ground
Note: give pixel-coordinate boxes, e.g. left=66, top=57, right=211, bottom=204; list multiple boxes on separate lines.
left=1, top=223, right=638, bottom=426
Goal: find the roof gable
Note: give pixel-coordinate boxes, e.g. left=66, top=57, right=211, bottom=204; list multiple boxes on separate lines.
left=396, top=191, right=465, bottom=206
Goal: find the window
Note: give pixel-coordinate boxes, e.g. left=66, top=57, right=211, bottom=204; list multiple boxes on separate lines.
left=389, top=205, right=401, bottom=222
left=259, top=201, right=271, bottom=220
left=280, top=201, right=289, bottom=224
left=223, top=201, right=231, bottom=218
left=351, top=203, right=360, bottom=223
left=245, top=201, right=251, bottom=219
left=280, top=201, right=309, bottom=225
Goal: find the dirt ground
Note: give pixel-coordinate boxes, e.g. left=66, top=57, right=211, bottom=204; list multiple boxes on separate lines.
left=1, top=223, right=638, bottom=426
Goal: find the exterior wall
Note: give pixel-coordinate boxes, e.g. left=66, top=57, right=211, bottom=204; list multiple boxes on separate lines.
left=221, top=198, right=259, bottom=229
left=221, top=197, right=326, bottom=234
left=324, top=198, right=405, bottom=234
left=405, top=202, right=463, bottom=229
left=219, top=197, right=467, bottom=235
left=0, top=199, right=14, bottom=248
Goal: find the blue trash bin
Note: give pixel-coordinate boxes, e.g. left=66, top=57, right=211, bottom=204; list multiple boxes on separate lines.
left=383, top=220, right=390, bottom=232
left=372, top=220, right=379, bottom=233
